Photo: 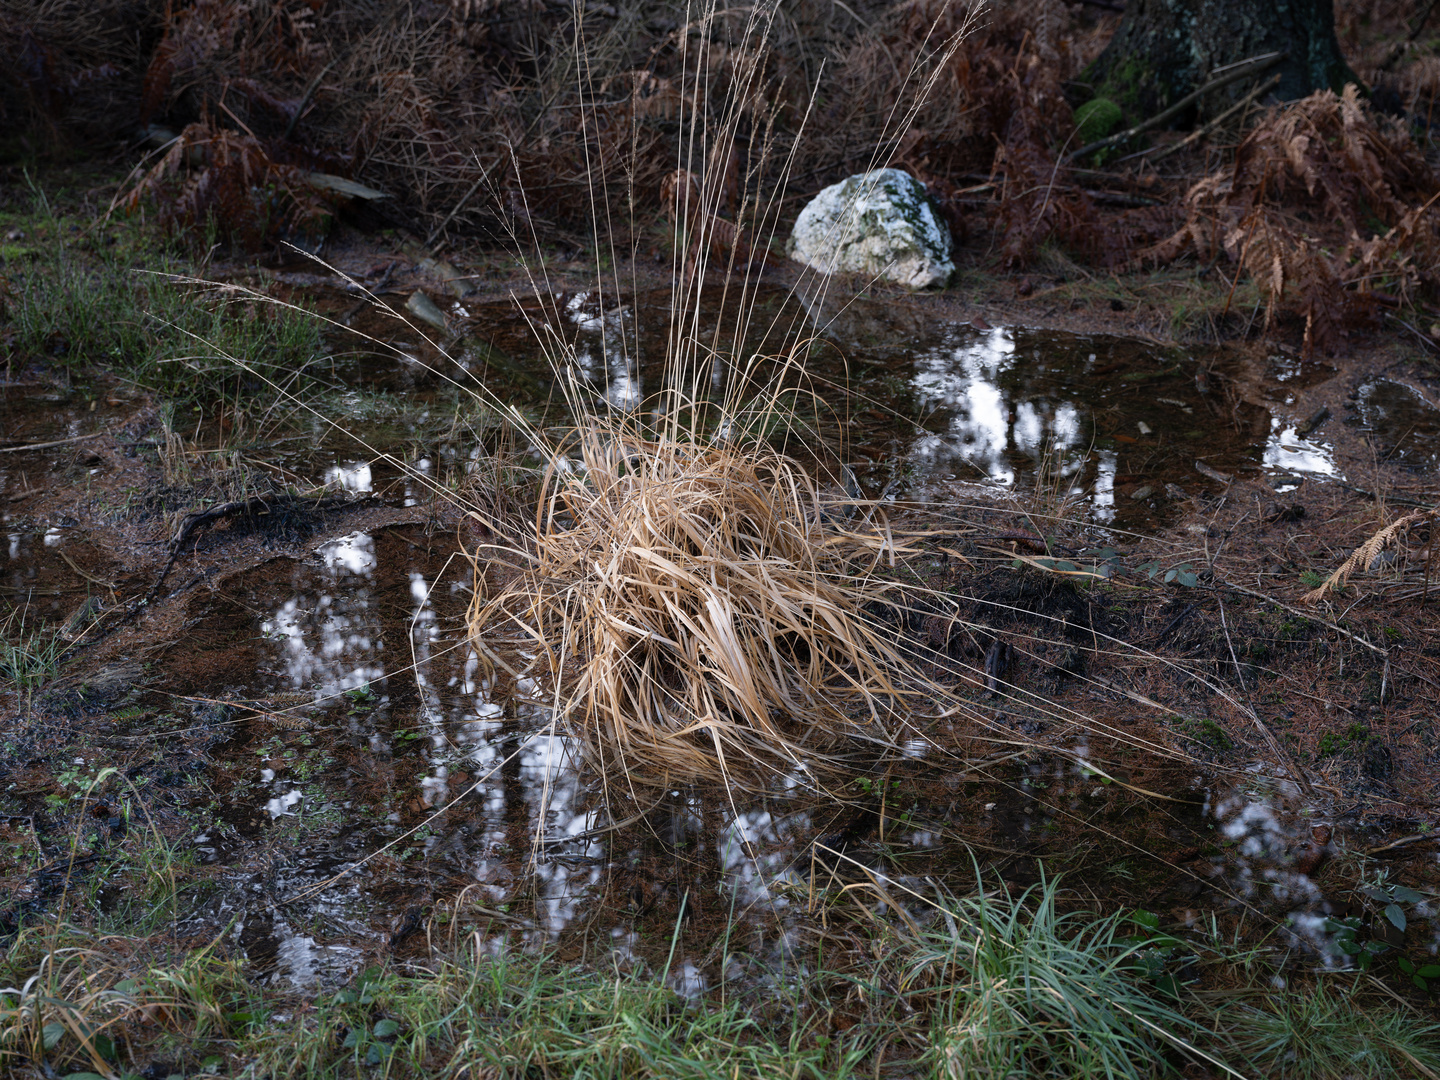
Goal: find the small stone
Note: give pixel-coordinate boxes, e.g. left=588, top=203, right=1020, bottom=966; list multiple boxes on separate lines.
left=1369, top=550, right=1399, bottom=571
left=1129, top=485, right=1154, bottom=501
left=405, top=289, right=448, bottom=330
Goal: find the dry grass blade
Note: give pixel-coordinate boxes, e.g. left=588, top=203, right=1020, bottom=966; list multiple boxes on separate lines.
left=468, top=422, right=917, bottom=792
left=1301, top=508, right=1431, bottom=604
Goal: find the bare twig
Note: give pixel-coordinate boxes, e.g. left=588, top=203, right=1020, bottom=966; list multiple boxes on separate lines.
left=282, top=58, right=336, bottom=142
left=0, top=432, right=107, bottom=453
left=1216, top=577, right=1385, bottom=655
left=1065, top=51, right=1286, bottom=163
left=1112, top=73, right=1281, bottom=166
left=1410, top=0, right=1439, bottom=41
left=1366, top=832, right=1438, bottom=856
left=1385, top=311, right=1440, bottom=354
left=424, top=80, right=570, bottom=248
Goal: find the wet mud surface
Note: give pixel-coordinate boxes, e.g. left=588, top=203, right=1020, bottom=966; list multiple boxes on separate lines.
left=4, top=267, right=1440, bottom=997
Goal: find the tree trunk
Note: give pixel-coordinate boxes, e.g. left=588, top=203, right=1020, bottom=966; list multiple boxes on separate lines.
left=1081, top=0, right=1360, bottom=124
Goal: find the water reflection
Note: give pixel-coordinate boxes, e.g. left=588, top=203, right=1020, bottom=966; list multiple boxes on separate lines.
left=536, top=288, right=1276, bottom=527
left=1264, top=419, right=1339, bottom=486
left=325, top=460, right=374, bottom=492
left=563, top=291, right=642, bottom=410
left=191, top=501, right=1434, bottom=992
left=316, top=284, right=1351, bottom=528
left=261, top=532, right=384, bottom=696
left=890, top=325, right=1262, bottom=524
left=910, top=326, right=1081, bottom=487
left=1352, top=378, right=1440, bottom=466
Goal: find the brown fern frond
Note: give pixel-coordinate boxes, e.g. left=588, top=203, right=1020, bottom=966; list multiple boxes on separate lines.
left=124, top=117, right=340, bottom=252
left=1301, top=510, right=1430, bottom=605
left=1140, top=88, right=1438, bottom=352
left=993, top=137, right=1100, bottom=269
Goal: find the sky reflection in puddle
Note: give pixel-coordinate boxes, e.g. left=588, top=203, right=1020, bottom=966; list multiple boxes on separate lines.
left=238, top=529, right=1360, bottom=957
left=527, top=290, right=1284, bottom=528
left=1264, top=418, right=1339, bottom=488
left=308, top=284, right=1353, bottom=530
left=1352, top=378, right=1440, bottom=467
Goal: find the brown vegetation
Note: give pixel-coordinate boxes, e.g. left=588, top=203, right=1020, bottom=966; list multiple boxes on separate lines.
left=7, top=2, right=1436, bottom=359
left=466, top=424, right=917, bottom=793
left=123, top=118, right=344, bottom=250
left=1139, top=85, right=1440, bottom=354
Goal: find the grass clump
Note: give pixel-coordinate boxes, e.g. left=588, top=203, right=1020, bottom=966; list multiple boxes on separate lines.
left=1214, top=980, right=1440, bottom=1079
left=0, top=609, right=64, bottom=691
left=7, top=854, right=1439, bottom=1078
left=253, top=944, right=865, bottom=1080
left=2, top=194, right=325, bottom=416
left=2, top=922, right=867, bottom=1079
left=469, top=422, right=916, bottom=793
left=902, top=874, right=1202, bottom=1080
left=0, top=923, right=257, bottom=1079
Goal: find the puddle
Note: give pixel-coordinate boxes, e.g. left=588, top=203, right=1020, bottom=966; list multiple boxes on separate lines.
left=266, top=282, right=1368, bottom=529
left=326, top=285, right=1286, bottom=529
left=86, top=522, right=1419, bottom=985
left=1263, top=418, right=1339, bottom=489
left=1350, top=378, right=1440, bottom=468
left=10, top=283, right=1437, bottom=992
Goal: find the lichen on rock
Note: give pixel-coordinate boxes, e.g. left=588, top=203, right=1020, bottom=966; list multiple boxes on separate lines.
left=787, top=168, right=955, bottom=290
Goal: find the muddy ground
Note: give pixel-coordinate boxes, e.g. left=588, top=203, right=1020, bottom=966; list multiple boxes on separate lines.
left=3, top=183, right=1440, bottom=1021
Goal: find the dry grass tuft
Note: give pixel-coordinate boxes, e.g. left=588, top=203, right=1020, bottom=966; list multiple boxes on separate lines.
left=0, top=924, right=251, bottom=1076
left=467, top=422, right=916, bottom=792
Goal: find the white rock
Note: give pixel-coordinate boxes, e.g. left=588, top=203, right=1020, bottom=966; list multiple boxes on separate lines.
left=787, top=168, right=954, bottom=289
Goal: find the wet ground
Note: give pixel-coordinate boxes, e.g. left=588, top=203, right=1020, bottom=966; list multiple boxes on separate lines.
left=292, top=275, right=1344, bottom=532
left=3, top=264, right=1439, bottom=1002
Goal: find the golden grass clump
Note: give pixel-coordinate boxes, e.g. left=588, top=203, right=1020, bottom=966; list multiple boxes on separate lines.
left=468, top=423, right=915, bottom=792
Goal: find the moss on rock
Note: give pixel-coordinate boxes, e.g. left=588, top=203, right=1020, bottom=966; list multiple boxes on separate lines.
left=1074, top=98, right=1123, bottom=145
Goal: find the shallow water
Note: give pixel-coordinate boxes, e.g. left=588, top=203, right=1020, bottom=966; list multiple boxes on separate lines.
left=8, top=286, right=1437, bottom=994
left=1350, top=377, right=1440, bottom=468
left=310, top=283, right=1347, bottom=530
left=89, top=521, right=1416, bottom=990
